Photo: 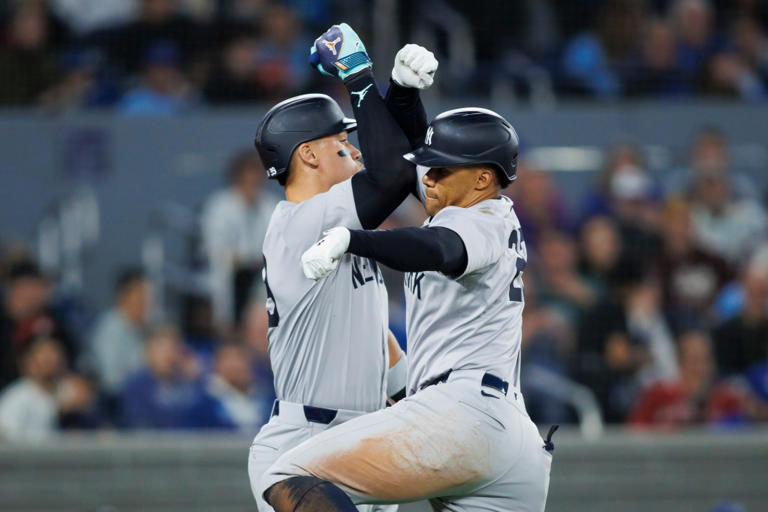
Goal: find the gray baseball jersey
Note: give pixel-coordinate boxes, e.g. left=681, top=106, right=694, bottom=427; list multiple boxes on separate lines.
left=263, top=179, right=389, bottom=412
left=258, top=177, right=550, bottom=512
left=404, top=194, right=527, bottom=394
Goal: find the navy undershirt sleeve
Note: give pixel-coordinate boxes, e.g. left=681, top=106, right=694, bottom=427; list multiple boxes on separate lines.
left=346, top=72, right=416, bottom=229
left=383, top=79, right=429, bottom=150
left=347, top=226, right=468, bottom=277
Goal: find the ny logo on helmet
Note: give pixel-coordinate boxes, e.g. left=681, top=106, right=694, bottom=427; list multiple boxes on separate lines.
left=322, top=37, right=341, bottom=55
left=267, top=167, right=278, bottom=177
left=425, top=126, right=434, bottom=146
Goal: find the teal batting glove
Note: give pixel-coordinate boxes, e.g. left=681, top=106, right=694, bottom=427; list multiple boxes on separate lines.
left=309, top=23, right=372, bottom=81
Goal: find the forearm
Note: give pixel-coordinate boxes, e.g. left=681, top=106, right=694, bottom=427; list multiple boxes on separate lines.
left=387, top=331, right=403, bottom=368
left=384, top=79, right=428, bottom=150
left=345, top=71, right=415, bottom=229
left=347, top=226, right=467, bottom=276
left=387, top=331, right=407, bottom=402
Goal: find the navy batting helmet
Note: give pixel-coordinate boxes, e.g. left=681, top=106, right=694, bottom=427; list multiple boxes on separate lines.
left=403, top=108, right=519, bottom=186
left=254, top=93, right=357, bottom=181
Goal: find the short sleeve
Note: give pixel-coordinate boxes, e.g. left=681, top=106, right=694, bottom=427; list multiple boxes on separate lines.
left=429, top=206, right=507, bottom=278
left=283, top=179, right=362, bottom=247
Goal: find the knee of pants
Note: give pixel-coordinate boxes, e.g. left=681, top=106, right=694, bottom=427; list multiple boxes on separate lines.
left=260, top=455, right=310, bottom=503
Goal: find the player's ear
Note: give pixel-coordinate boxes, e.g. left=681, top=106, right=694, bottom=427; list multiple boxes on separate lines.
left=475, top=167, right=495, bottom=191
left=296, top=142, right=320, bottom=168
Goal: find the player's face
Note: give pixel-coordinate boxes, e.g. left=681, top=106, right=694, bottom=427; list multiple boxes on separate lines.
left=313, top=131, right=363, bottom=186
left=422, top=165, right=486, bottom=216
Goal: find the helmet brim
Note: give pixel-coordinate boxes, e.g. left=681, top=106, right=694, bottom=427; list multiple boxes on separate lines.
left=342, top=117, right=357, bottom=133
left=403, top=145, right=473, bottom=169
left=404, top=145, right=517, bottom=184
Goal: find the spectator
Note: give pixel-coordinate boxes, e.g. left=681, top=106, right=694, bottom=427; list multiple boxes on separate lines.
left=711, top=0, right=768, bottom=28
left=689, top=163, right=767, bottom=263
left=656, top=199, right=733, bottom=330
left=520, top=277, right=577, bottom=425
left=120, top=326, right=232, bottom=429
left=204, top=30, right=267, bottom=104
left=506, top=162, right=571, bottom=250
left=40, top=48, right=120, bottom=111
left=713, top=263, right=768, bottom=375
left=576, top=254, right=678, bottom=422
left=50, top=0, right=137, bottom=35
left=0, top=337, right=95, bottom=442
left=0, top=1, right=60, bottom=105
left=87, top=268, right=151, bottom=413
left=201, top=150, right=278, bottom=330
left=206, top=343, right=269, bottom=432
left=214, top=0, right=269, bottom=26
left=607, top=165, right=664, bottom=263
left=180, top=294, right=217, bottom=367
left=665, top=126, right=759, bottom=200
left=0, top=261, right=78, bottom=390
left=531, top=230, right=597, bottom=325
left=628, top=330, right=747, bottom=428
left=744, top=358, right=768, bottom=422
left=628, top=18, right=688, bottom=96
left=578, top=216, right=623, bottom=300
left=251, top=3, right=312, bottom=100
left=118, top=41, right=196, bottom=116
left=87, top=0, right=207, bottom=76
left=697, top=51, right=767, bottom=101
left=730, top=15, right=768, bottom=85
left=580, top=142, right=649, bottom=220
left=560, top=0, right=645, bottom=98
left=669, top=0, right=719, bottom=89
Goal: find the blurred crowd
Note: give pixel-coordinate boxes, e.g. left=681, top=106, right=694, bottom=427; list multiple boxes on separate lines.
left=0, top=151, right=278, bottom=441
left=511, top=126, right=768, bottom=429
left=1, top=0, right=768, bottom=443
left=2, top=124, right=768, bottom=442
left=1, top=0, right=768, bottom=111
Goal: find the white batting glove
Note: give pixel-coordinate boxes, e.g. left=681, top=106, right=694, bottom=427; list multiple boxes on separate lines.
left=301, top=227, right=351, bottom=280
left=391, top=44, right=438, bottom=89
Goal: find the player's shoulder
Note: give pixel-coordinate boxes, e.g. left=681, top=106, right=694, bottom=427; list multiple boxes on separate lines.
left=263, top=201, right=291, bottom=249
left=285, top=179, right=355, bottom=219
left=264, top=180, right=355, bottom=249
left=434, top=197, right=515, bottom=226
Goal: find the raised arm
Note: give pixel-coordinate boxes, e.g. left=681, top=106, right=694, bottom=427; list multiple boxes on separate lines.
left=385, top=81, right=429, bottom=150
left=346, top=70, right=414, bottom=229
left=384, top=44, right=434, bottom=150
left=310, top=25, right=437, bottom=229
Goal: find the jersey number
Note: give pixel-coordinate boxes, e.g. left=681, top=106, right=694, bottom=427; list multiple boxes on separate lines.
left=263, top=257, right=280, bottom=327
left=508, top=229, right=526, bottom=303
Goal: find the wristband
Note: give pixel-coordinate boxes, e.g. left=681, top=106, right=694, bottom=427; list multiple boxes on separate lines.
left=387, top=352, right=408, bottom=398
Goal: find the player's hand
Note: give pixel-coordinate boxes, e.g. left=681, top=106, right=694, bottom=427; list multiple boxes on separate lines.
left=309, top=23, right=372, bottom=80
left=391, top=44, right=438, bottom=89
left=302, top=227, right=351, bottom=280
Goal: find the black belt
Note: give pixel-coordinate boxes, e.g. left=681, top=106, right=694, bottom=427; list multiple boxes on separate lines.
left=270, top=400, right=338, bottom=424
left=419, top=369, right=509, bottom=396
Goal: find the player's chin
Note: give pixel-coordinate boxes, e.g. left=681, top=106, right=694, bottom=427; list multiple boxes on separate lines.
left=424, top=196, right=441, bottom=216
left=337, top=166, right=361, bottom=183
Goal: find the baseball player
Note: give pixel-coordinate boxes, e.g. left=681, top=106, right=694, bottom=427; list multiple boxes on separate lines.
left=260, top=109, right=555, bottom=509
left=247, top=24, right=438, bottom=511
